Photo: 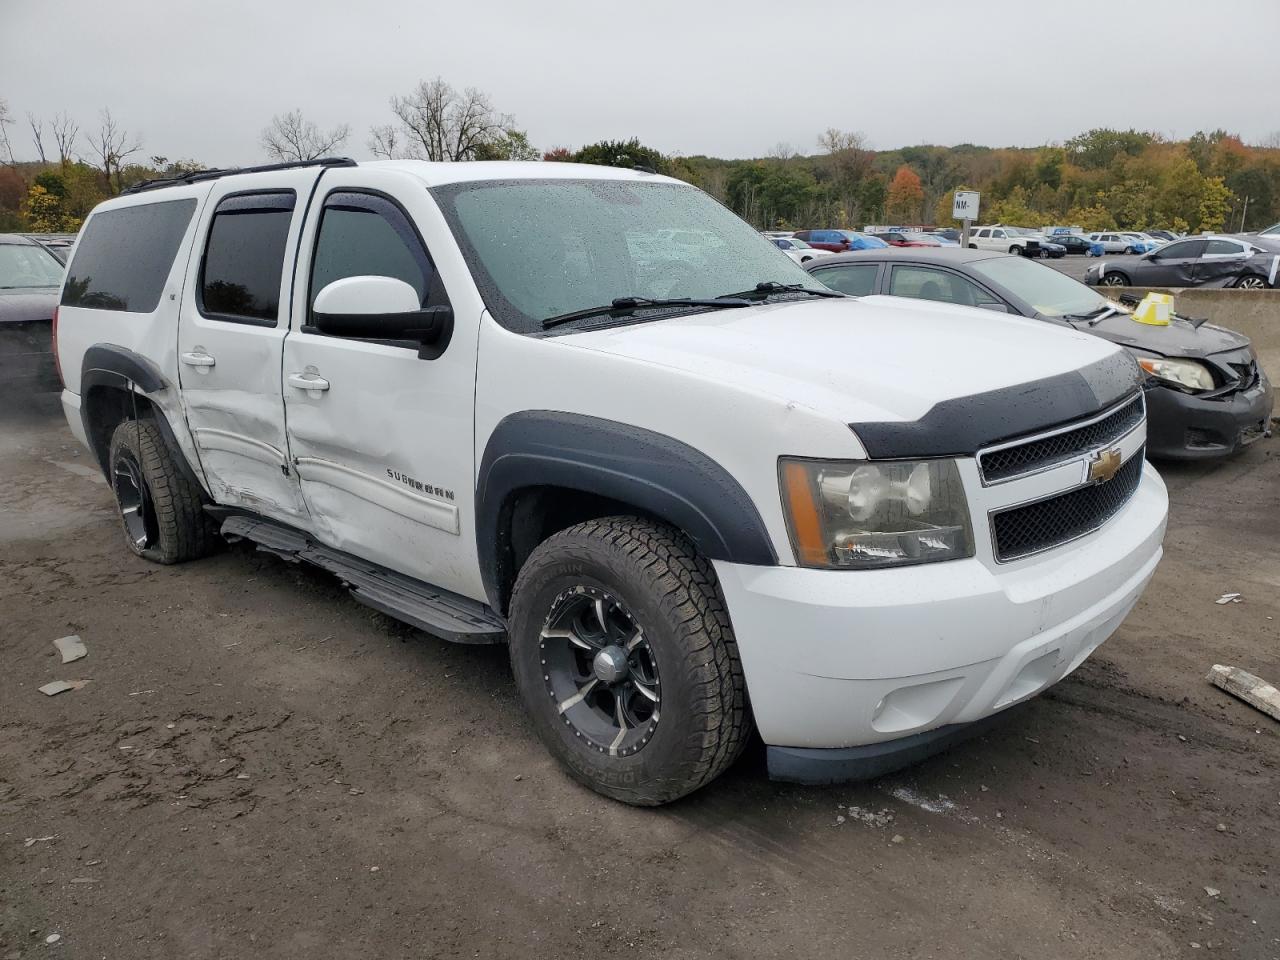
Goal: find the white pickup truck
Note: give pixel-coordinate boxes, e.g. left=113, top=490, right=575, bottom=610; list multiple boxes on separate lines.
left=968, top=225, right=1049, bottom=256
left=54, top=158, right=1168, bottom=804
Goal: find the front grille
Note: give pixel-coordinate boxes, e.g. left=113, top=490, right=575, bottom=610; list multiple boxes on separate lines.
left=991, top=447, right=1145, bottom=562
left=979, top=394, right=1144, bottom=484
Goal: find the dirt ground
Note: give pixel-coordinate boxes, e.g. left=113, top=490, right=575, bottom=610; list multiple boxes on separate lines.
left=2, top=390, right=1278, bottom=960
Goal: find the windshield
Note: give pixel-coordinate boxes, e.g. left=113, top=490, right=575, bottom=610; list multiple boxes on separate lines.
left=0, top=243, right=65, bottom=288
left=969, top=255, right=1109, bottom=318
left=432, top=178, right=820, bottom=333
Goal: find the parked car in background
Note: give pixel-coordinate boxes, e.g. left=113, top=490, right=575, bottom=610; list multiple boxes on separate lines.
left=1087, top=232, right=1143, bottom=254
left=1147, top=230, right=1181, bottom=243
left=1052, top=234, right=1096, bottom=255
left=926, top=232, right=960, bottom=247
left=804, top=248, right=1273, bottom=460
left=767, top=235, right=833, bottom=264
left=1086, top=235, right=1279, bottom=289
left=932, top=227, right=961, bottom=243
left=1117, top=233, right=1158, bottom=254
left=967, top=225, right=1050, bottom=257
left=872, top=231, right=943, bottom=248
left=791, top=229, right=888, bottom=252
left=1122, top=232, right=1168, bottom=248
left=23, top=233, right=78, bottom=263
left=0, top=234, right=65, bottom=392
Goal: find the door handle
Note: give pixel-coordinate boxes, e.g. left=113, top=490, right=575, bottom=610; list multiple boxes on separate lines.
left=287, top=371, right=330, bottom=393
left=180, top=351, right=216, bottom=368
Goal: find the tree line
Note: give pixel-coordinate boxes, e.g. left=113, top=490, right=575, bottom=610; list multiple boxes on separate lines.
left=3, top=82, right=1278, bottom=235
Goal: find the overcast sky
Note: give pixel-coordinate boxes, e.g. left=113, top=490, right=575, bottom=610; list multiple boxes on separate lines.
left=3, top=0, right=1277, bottom=166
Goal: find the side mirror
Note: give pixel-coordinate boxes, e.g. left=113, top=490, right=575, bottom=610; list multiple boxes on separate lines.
left=311, top=276, right=453, bottom=360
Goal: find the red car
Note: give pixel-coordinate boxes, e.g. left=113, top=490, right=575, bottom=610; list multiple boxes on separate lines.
left=872, top=231, right=943, bottom=248
left=790, top=229, right=888, bottom=252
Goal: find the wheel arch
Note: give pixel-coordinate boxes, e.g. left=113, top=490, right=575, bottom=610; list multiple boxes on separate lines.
left=476, top=412, right=777, bottom=615
left=79, top=344, right=204, bottom=491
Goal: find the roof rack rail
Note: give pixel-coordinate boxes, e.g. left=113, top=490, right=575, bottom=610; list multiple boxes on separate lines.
left=123, top=157, right=357, bottom=195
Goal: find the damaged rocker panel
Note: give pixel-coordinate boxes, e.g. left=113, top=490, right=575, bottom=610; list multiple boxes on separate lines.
left=213, top=511, right=505, bottom=643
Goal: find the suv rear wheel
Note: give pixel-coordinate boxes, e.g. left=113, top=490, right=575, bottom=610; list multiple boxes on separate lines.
left=108, top=419, right=212, bottom=564
left=508, top=517, right=749, bottom=805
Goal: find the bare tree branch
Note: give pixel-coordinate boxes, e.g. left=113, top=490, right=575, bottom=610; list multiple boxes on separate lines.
left=367, top=123, right=404, bottom=160
left=385, top=77, right=512, bottom=162
left=51, top=112, right=79, bottom=167
left=0, top=98, right=16, bottom=165
left=260, top=109, right=350, bottom=162
left=87, top=108, right=143, bottom=194
left=27, top=113, right=47, bottom=163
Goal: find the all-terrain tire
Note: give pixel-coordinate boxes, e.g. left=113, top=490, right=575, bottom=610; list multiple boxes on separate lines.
left=508, top=517, right=750, bottom=805
left=108, top=419, right=213, bottom=564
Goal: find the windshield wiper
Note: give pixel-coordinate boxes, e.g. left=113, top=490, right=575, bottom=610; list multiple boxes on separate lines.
left=721, top=281, right=846, bottom=300
left=541, top=295, right=752, bottom=330
left=1064, top=304, right=1119, bottom=325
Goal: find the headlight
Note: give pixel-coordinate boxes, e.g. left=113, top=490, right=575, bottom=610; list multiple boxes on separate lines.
left=1137, top=357, right=1215, bottom=392
left=779, top=458, right=975, bottom=569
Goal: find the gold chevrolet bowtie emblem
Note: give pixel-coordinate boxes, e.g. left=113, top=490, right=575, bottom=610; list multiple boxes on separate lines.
left=1087, top=447, right=1123, bottom=484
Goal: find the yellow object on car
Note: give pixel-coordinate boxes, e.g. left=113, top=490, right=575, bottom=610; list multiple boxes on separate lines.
left=1131, top=292, right=1173, bottom=326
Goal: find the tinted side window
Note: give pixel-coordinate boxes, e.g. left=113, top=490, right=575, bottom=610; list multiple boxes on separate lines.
left=1157, top=239, right=1206, bottom=259
left=61, top=199, right=196, bottom=312
left=889, top=265, right=995, bottom=307
left=1205, top=238, right=1244, bottom=256
left=199, top=192, right=296, bottom=325
left=310, top=191, right=441, bottom=315
left=813, top=263, right=878, bottom=297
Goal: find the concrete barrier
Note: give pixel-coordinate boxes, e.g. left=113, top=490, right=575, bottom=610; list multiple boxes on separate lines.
left=1098, top=287, right=1280, bottom=378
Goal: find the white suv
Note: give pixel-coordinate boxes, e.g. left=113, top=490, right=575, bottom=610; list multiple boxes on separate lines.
left=967, top=225, right=1049, bottom=256
left=53, top=158, right=1168, bottom=804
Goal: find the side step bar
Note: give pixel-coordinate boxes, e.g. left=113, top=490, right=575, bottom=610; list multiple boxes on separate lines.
left=214, top=511, right=508, bottom=645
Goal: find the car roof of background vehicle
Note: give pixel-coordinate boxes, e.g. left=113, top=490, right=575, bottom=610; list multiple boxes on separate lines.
left=802, top=247, right=1009, bottom=268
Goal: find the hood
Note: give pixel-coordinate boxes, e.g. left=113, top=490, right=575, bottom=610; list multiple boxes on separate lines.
left=1079, top=308, right=1251, bottom=359
left=563, top=294, right=1119, bottom=426
left=0, top=287, right=58, bottom=324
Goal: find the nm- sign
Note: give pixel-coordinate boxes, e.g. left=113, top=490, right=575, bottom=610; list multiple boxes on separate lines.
left=952, top=191, right=980, bottom=220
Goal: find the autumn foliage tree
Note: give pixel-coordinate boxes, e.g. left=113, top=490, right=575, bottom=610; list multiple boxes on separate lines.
left=885, top=165, right=924, bottom=223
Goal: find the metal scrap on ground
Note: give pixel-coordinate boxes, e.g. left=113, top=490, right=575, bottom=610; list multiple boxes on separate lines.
left=1215, top=593, right=1242, bottom=604
left=53, top=634, right=88, bottom=663
left=1207, top=664, right=1280, bottom=723
left=37, top=679, right=91, bottom=696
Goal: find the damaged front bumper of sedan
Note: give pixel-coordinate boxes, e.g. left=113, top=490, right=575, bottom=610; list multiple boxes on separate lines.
left=1143, top=363, right=1274, bottom=459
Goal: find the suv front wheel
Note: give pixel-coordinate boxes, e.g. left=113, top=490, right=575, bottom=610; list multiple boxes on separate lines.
left=508, top=517, right=749, bottom=805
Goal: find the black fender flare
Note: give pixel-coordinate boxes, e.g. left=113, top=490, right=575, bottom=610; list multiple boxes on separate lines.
left=475, top=411, right=777, bottom=610
left=78, top=344, right=202, bottom=488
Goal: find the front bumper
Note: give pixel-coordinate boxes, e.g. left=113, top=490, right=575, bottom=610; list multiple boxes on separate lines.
left=713, top=466, right=1168, bottom=777
left=1144, top=375, right=1274, bottom=460
left=0, top=320, right=58, bottom=393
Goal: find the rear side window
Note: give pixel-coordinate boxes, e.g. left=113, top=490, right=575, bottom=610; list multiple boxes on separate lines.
left=1205, top=238, right=1244, bottom=256
left=61, top=199, right=196, bottom=312
left=309, top=191, right=442, bottom=313
left=813, top=263, right=879, bottom=296
left=199, top=192, right=296, bottom=326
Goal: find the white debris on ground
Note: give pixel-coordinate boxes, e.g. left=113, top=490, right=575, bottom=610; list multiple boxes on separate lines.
left=53, top=634, right=88, bottom=663
left=888, top=786, right=957, bottom=815
left=37, top=679, right=90, bottom=696
left=837, top=804, right=896, bottom=828
left=1215, top=593, right=1243, bottom=604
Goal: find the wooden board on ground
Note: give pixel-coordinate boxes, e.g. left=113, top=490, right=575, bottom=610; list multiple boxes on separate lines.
left=1207, top=664, right=1280, bottom=723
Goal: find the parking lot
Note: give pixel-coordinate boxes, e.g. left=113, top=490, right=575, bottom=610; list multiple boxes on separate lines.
left=1, top=389, right=1277, bottom=959
left=1044, top=253, right=1144, bottom=283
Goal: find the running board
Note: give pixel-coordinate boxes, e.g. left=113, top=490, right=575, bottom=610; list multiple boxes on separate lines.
left=214, top=512, right=507, bottom=645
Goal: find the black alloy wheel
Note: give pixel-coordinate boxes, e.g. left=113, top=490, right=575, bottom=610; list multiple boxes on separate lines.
left=539, top=585, right=660, bottom=758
